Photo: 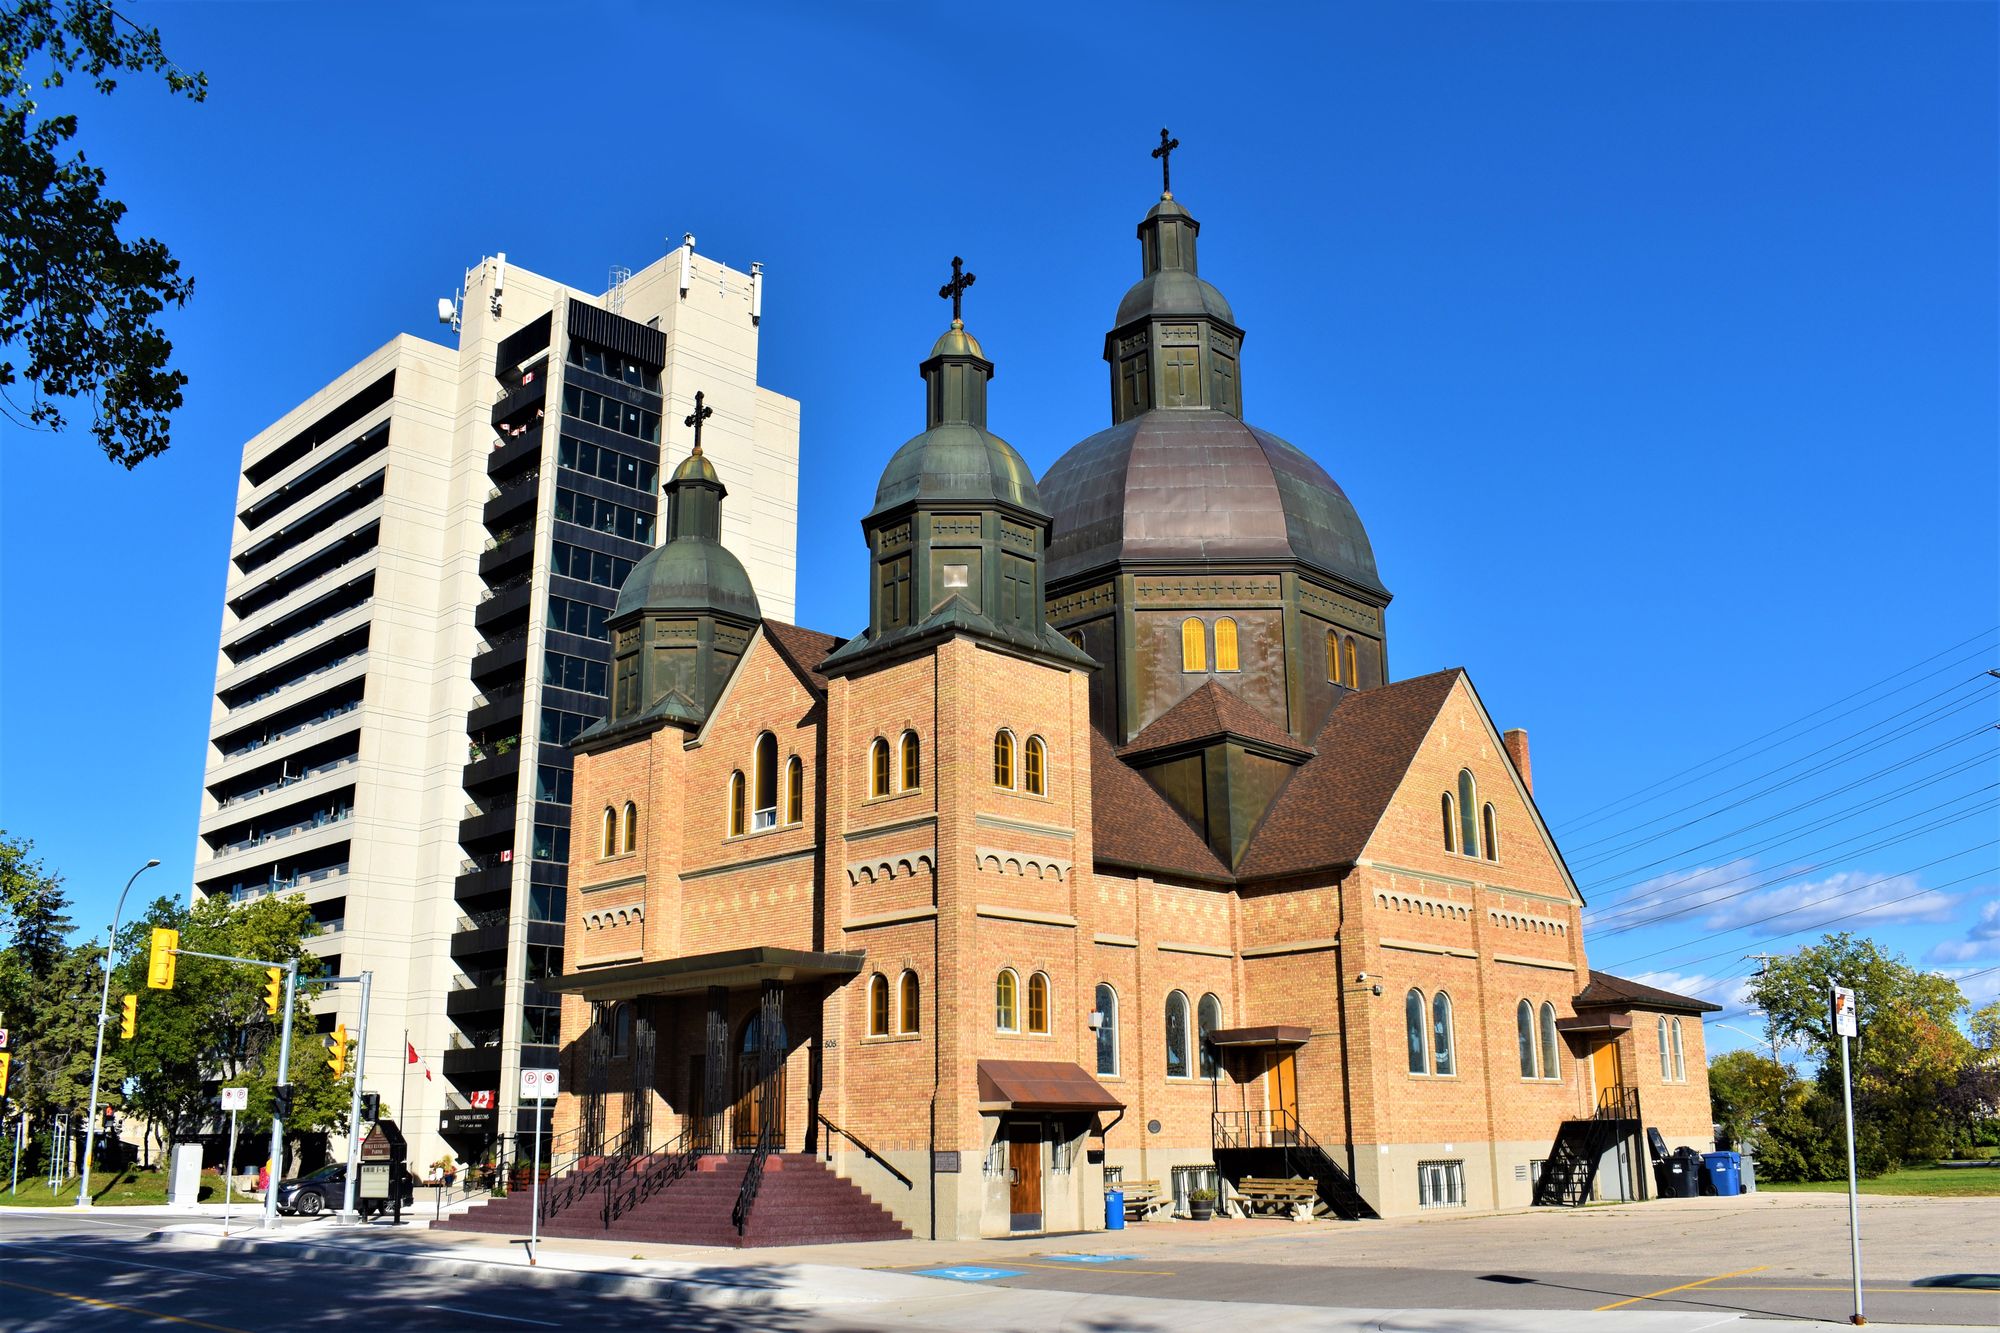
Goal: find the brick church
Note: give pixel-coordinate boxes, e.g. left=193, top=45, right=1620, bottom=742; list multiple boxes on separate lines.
left=515, top=149, right=1721, bottom=1245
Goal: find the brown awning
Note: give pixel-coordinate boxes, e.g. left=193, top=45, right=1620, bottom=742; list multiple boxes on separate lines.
left=542, top=946, right=864, bottom=1003
left=1205, top=1024, right=1311, bottom=1049
left=977, top=1060, right=1124, bottom=1112
left=1557, top=1012, right=1633, bottom=1036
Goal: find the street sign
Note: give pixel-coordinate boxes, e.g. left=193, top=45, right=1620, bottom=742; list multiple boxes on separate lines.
left=220, top=1087, right=248, bottom=1111
left=519, top=1068, right=558, bottom=1102
left=1831, top=984, right=1858, bottom=1038
left=0, top=1028, right=10, bottom=1050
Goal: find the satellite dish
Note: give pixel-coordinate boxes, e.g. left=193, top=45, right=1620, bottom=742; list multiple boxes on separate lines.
left=436, top=297, right=456, bottom=324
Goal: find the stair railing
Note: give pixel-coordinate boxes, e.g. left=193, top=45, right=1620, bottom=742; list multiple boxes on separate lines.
left=541, top=1121, right=639, bottom=1222
left=732, top=1120, right=775, bottom=1235
left=816, top=1112, right=913, bottom=1189
left=603, top=1123, right=702, bottom=1229
left=1211, top=1109, right=1376, bottom=1219
left=1595, top=1083, right=1642, bottom=1123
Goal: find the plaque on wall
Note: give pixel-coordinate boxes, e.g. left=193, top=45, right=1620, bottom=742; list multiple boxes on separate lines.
left=933, top=1150, right=961, bottom=1173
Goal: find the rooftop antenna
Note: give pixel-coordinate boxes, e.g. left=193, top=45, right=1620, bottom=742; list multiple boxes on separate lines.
left=607, top=265, right=631, bottom=315
left=436, top=289, right=462, bottom=333
left=749, top=262, right=764, bottom=326
left=489, top=252, right=507, bottom=317
left=678, top=232, right=696, bottom=298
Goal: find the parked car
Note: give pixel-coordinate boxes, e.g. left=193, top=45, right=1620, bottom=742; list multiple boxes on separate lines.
left=275, top=1163, right=345, bottom=1216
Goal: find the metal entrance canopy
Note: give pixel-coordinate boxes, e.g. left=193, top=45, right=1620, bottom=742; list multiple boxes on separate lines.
left=977, top=1060, right=1124, bottom=1112
left=544, top=946, right=865, bottom=1003
left=1204, top=1023, right=1311, bottom=1049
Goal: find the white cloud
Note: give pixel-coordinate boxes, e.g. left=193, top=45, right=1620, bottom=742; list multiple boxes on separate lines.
left=1583, top=860, right=1760, bottom=930
left=1937, top=965, right=2000, bottom=1007
left=1629, top=969, right=1752, bottom=1012
left=1585, top=862, right=1962, bottom=934
left=1927, top=896, right=2000, bottom=964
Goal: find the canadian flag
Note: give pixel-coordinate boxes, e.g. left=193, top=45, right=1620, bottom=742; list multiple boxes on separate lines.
left=407, top=1042, right=433, bottom=1081
left=470, top=1090, right=495, bottom=1110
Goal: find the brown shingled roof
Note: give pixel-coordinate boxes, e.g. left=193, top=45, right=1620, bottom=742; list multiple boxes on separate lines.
left=762, top=620, right=843, bottom=698
left=1574, top=969, right=1723, bottom=1014
left=1090, top=728, right=1232, bottom=883
left=1232, top=669, right=1464, bottom=882
left=1119, top=680, right=1310, bottom=759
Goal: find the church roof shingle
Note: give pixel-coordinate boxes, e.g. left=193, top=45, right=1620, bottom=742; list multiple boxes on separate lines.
left=1119, top=679, right=1310, bottom=759
left=1574, top=969, right=1724, bottom=1015
left=762, top=620, right=844, bottom=698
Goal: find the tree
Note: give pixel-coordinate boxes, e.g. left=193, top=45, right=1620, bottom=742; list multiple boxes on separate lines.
left=1971, top=1001, right=2000, bottom=1059
left=0, top=833, right=103, bottom=1168
left=0, top=1, right=206, bottom=466
left=1708, top=1048, right=1787, bottom=1150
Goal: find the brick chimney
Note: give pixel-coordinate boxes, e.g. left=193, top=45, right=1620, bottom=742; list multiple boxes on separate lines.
left=1503, top=728, right=1532, bottom=793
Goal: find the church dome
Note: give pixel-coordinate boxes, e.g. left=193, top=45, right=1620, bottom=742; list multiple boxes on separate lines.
left=871, top=421, right=1044, bottom=518
left=1113, top=199, right=1235, bottom=327
left=1040, top=410, right=1384, bottom=594
left=613, top=534, right=760, bottom=623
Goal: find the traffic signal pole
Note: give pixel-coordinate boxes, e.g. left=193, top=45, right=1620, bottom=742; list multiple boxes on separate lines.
left=75, top=858, right=159, bottom=1208
left=262, top=960, right=297, bottom=1231
left=339, top=971, right=372, bottom=1223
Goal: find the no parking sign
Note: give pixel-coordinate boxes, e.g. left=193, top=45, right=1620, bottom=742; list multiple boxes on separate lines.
left=519, top=1068, right=558, bottom=1102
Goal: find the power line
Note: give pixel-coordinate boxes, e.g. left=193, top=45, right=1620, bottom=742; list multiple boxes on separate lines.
left=1554, top=629, right=1999, bottom=834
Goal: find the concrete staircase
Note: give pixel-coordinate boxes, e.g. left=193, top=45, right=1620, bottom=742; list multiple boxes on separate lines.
left=436, top=1153, right=910, bottom=1248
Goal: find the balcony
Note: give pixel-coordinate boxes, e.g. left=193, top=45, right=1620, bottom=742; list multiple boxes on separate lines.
left=466, top=685, right=524, bottom=737
left=473, top=581, right=532, bottom=631
left=469, top=632, right=528, bottom=684
left=451, top=918, right=509, bottom=959
left=446, top=980, right=508, bottom=1018
left=454, top=861, right=512, bottom=903
left=457, top=803, right=516, bottom=845
left=462, top=747, right=521, bottom=794
left=483, top=474, right=540, bottom=530
left=442, top=1046, right=503, bottom=1078
left=479, top=525, right=536, bottom=580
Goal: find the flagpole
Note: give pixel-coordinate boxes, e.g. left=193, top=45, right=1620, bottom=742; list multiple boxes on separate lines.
left=401, top=1029, right=408, bottom=1126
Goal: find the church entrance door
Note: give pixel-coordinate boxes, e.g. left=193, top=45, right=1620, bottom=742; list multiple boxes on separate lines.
left=731, top=1013, right=788, bottom=1152
left=1007, top=1120, right=1043, bottom=1232
left=1267, top=1051, right=1300, bottom=1143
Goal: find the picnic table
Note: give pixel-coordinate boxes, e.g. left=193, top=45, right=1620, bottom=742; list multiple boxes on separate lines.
left=1233, top=1176, right=1320, bottom=1218
left=1106, top=1178, right=1172, bottom=1221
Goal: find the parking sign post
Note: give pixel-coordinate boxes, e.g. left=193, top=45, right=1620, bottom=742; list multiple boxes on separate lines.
left=220, top=1087, right=247, bottom=1235
left=1831, top=983, right=1864, bottom=1326
left=520, top=1068, right=557, bottom=1265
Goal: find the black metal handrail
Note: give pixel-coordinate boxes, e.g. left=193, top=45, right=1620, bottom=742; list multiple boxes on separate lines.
left=816, top=1112, right=913, bottom=1189
left=1212, top=1108, right=1312, bottom=1152
left=540, top=1122, right=637, bottom=1221
left=1595, top=1083, right=1642, bottom=1122
left=732, top=1121, right=775, bottom=1234
left=603, top=1124, right=701, bottom=1228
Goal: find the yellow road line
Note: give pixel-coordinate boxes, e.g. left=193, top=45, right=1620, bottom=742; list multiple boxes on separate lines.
left=1594, top=1264, right=1770, bottom=1312
left=0, top=1274, right=256, bottom=1332
left=1713, top=1285, right=1997, bottom=1295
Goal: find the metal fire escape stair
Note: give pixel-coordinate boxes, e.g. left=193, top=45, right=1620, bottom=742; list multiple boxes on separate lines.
left=1212, top=1110, right=1377, bottom=1220
left=1532, top=1085, right=1642, bottom=1208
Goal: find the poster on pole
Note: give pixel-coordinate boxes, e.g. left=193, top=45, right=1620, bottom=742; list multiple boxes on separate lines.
left=220, top=1087, right=248, bottom=1111
left=1830, top=984, right=1858, bottom=1038
left=519, top=1068, right=558, bottom=1102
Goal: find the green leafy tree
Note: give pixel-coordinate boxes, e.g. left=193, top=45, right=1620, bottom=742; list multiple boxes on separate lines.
left=0, top=833, right=105, bottom=1169
left=1971, top=1001, right=2000, bottom=1059
left=0, top=1, right=206, bottom=466
left=1708, top=1048, right=1787, bottom=1150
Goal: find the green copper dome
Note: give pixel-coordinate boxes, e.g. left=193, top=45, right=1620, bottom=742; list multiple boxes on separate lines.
left=870, top=422, right=1044, bottom=519
left=671, top=450, right=721, bottom=484
left=612, top=534, right=760, bottom=622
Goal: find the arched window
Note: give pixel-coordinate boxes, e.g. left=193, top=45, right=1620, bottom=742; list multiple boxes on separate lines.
left=1197, top=993, right=1222, bottom=1079
left=900, top=731, right=921, bottom=790
left=1457, top=770, right=1479, bottom=855
left=1345, top=636, right=1359, bottom=688
left=1326, top=628, right=1341, bottom=684
left=993, top=730, right=1015, bottom=788
left=1405, top=989, right=1428, bottom=1074
left=622, top=801, right=638, bottom=854
left=1180, top=617, right=1206, bottom=672
left=1215, top=617, right=1240, bottom=672
left=1440, top=793, right=1456, bottom=853
left=1516, top=1000, right=1536, bottom=1078
left=869, top=738, right=890, bottom=798
left=728, top=772, right=746, bottom=837
left=1024, top=737, right=1047, bottom=796
left=867, top=973, right=890, bottom=1037
left=1538, top=1002, right=1561, bottom=1080
left=1164, top=991, right=1191, bottom=1078
left=752, top=732, right=778, bottom=830
left=1026, top=972, right=1050, bottom=1034
left=1671, top=1018, right=1686, bottom=1082
left=611, top=1003, right=633, bottom=1058
left=601, top=806, right=617, bottom=858
left=1481, top=803, right=1498, bottom=861
left=995, top=969, right=1019, bottom=1031
left=785, top=756, right=803, bottom=824
left=899, top=970, right=920, bottom=1034
left=1658, top=1016, right=1671, bottom=1080
left=1093, top=984, right=1119, bottom=1077
left=1432, top=991, right=1457, bottom=1076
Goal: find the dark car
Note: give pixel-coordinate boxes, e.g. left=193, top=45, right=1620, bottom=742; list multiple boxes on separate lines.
left=275, top=1163, right=346, bottom=1216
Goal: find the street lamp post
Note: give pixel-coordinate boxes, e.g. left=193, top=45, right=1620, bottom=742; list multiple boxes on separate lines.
left=76, top=858, right=161, bottom=1207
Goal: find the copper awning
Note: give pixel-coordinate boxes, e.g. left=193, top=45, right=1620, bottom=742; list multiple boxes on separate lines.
left=543, top=946, right=864, bottom=1003
left=977, top=1060, right=1124, bottom=1112
left=1556, top=1012, right=1633, bottom=1036
left=1205, top=1024, right=1311, bottom=1049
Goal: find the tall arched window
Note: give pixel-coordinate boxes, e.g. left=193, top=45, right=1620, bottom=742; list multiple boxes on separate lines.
left=785, top=756, right=803, bottom=824
left=611, top=1003, right=633, bottom=1058
left=1538, top=1002, right=1561, bottom=1080
left=1405, top=988, right=1428, bottom=1074
left=752, top=732, right=778, bottom=830
left=1481, top=804, right=1498, bottom=861
left=995, top=970, right=1019, bottom=1031
left=622, top=801, right=638, bottom=854
left=993, top=730, right=1015, bottom=788
left=1180, top=617, right=1207, bottom=672
left=1215, top=618, right=1240, bottom=672
left=601, top=806, right=617, bottom=858
left=900, top=731, right=921, bottom=790
left=1658, top=1016, right=1671, bottom=1080
left=1094, top=984, right=1119, bottom=1077
left=1164, top=991, right=1191, bottom=1078
left=1440, top=792, right=1456, bottom=853
left=1457, top=769, right=1479, bottom=855
left=1671, top=1018, right=1686, bottom=1082
left=1344, top=636, right=1359, bottom=688
left=869, top=738, right=890, bottom=798
left=1026, top=972, right=1050, bottom=1034
left=1024, top=737, right=1047, bottom=796
left=899, top=970, right=920, bottom=1035
left=1197, top=993, right=1222, bottom=1079
left=867, top=973, right=890, bottom=1037
left=1516, top=1000, right=1536, bottom=1078
left=1432, top=991, right=1457, bottom=1076
left=1327, top=628, right=1342, bottom=684
left=728, top=772, right=746, bottom=837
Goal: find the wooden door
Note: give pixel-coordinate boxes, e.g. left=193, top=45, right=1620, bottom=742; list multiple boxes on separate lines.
left=1007, top=1123, right=1042, bottom=1232
left=1268, top=1052, right=1300, bottom=1142
left=1591, top=1041, right=1621, bottom=1101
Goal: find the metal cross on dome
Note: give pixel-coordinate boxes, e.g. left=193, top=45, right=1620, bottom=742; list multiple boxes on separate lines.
left=1152, top=127, right=1180, bottom=197
left=939, top=256, right=976, bottom=324
left=685, top=390, right=713, bottom=454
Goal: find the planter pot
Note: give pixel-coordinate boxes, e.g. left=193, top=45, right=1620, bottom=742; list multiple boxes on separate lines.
left=1190, top=1200, right=1215, bottom=1221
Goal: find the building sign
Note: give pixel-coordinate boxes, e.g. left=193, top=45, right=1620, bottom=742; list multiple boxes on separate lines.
left=933, top=1151, right=960, bottom=1174
left=442, top=1108, right=497, bottom=1136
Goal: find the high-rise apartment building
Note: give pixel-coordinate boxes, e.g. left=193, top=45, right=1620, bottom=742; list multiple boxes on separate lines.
left=191, top=241, right=799, bottom=1169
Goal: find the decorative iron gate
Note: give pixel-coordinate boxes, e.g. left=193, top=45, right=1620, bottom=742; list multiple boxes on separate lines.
left=628, top=1010, right=656, bottom=1153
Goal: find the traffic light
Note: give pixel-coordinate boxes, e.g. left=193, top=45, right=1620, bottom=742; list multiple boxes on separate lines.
left=328, top=1024, right=348, bottom=1078
left=146, top=928, right=179, bottom=989
left=360, top=1092, right=380, bottom=1123
left=120, top=993, right=138, bottom=1040
left=263, top=967, right=283, bottom=1017
left=0, top=1052, right=10, bottom=1096
left=272, top=1083, right=294, bottom=1121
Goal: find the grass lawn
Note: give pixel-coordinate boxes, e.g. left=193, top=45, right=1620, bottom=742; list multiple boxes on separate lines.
left=0, top=1165, right=219, bottom=1207
left=1759, top=1163, right=2000, bottom=1198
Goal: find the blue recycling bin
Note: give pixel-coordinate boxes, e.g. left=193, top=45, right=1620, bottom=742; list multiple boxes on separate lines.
left=1702, top=1151, right=1741, bottom=1197
left=1105, top=1189, right=1126, bottom=1230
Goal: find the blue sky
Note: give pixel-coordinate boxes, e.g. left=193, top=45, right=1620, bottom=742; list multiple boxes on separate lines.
left=1, top=2, right=1994, bottom=1051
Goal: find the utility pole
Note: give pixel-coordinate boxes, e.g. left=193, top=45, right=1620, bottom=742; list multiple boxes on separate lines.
left=76, top=858, right=160, bottom=1207
left=263, top=960, right=297, bottom=1232
left=339, top=972, right=373, bottom=1223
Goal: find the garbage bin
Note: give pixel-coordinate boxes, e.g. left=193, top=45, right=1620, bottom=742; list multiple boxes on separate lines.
left=1663, top=1147, right=1703, bottom=1198
left=1702, top=1151, right=1741, bottom=1197
left=1739, top=1151, right=1757, bottom=1193
left=1105, top=1189, right=1126, bottom=1230
left=1652, top=1154, right=1688, bottom=1198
